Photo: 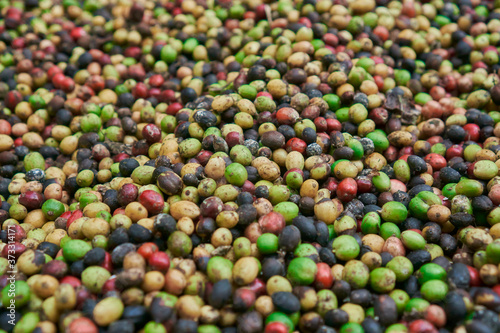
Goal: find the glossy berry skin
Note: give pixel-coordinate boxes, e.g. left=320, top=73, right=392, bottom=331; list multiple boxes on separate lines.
left=265, top=322, right=289, bottom=333
left=315, top=262, right=334, bottom=289
left=138, top=242, right=159, bottom=260
left=139, top=190, right=165, bottom=215
left=148, top=251, right=170, bottom=272
left=142, top=124, right=162, bottom=144
left=463, top=123, right=480, bottom=142
left=468, top=265, right=481, bottom=287
left=337, top=178, right=357, bottom=202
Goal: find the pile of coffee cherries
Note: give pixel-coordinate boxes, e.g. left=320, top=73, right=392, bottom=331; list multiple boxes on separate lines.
left=1, top=0, right=500, bottom=332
